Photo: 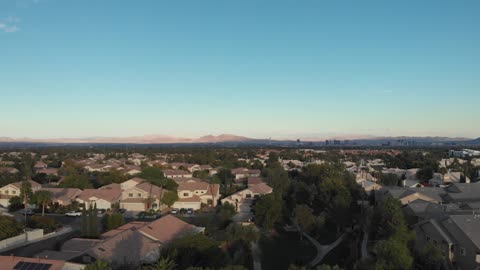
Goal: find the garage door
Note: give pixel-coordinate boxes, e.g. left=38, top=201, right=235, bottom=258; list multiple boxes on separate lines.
left=121, top=202, right=145, bottom=211
left=172, top=201, right=201, bottom=210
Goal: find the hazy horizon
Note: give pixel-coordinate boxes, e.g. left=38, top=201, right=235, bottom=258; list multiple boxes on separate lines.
left=2, top=0, right=479, bottom=139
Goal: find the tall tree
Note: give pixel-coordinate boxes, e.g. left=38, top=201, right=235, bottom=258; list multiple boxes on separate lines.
left=33, top=190, right=52, bottom=216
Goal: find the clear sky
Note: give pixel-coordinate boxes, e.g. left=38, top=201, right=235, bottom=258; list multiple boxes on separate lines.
left=1, top=0, right=479, bottom=139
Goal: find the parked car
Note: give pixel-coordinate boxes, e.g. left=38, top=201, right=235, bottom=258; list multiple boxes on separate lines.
left=117, top=208, right=126, bottom=214
left=171, top=208, right=179, bottom=214
left=179, top=208, right=187, bottom=214
left=19, top=209, right=34, bottom=216
left=65, top=211, right=82, bottom=217
left=186, top=208, right=194, bottom=214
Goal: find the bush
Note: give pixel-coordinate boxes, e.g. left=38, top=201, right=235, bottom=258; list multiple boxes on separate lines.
left=8, top=196, right=24, bottom=212
left=28, top=216, right=58, bottom=233
left=0, top=215, right=23, bottom=240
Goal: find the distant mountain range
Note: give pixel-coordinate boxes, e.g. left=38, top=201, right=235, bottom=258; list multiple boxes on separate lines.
left=0, top=134, right=479, bottom=147
left=0, top=134, right=253, bottom=144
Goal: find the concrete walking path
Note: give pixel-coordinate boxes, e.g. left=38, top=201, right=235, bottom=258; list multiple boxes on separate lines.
left=361, top=229, right=369, bottom=259
left=251, top=241, right=262, bottom=270
left=306, top=232, right=346, bottom=267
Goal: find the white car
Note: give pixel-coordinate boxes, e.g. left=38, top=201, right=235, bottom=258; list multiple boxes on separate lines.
left=171, top=208, right=179, bottom=214
left=65, top=211, right=82, bottom=217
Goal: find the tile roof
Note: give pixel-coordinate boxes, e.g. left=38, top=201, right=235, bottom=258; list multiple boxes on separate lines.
left=139, top=214, right=199, bottom=243
left=77, top=189, right=122, bottom=203
left=41, top=188, right=82, bottom=203
left=101, top=222, right=148, bottom=239
left=10, top=180, right=41, bottom=190
left=134, top=182, right=164, bottom=199
left=248, top=182, right=273, bottom=194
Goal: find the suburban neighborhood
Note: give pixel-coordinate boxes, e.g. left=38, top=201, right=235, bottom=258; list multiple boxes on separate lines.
left=1, top=146, right=479, bottom=269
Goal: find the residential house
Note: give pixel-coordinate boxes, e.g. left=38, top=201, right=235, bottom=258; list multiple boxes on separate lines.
left=173, top=180, right=220, bottom=210
left=0, top=180, right=41, bottom=207
left=76, top=189, right=122, bottom=209
left=445, top=182, right=480, bottom=203
left=415, top=214, right=480, bottom=270
left=120, top=177, right=145, bottom=190
left=221, top=183, right=273, bottom=212
left=0, top=167, right=19, bottom=174
left=164, top=170, right=192, bottom=179
left=247, top=177, right=265, bottom=186
left=231, top=168, right=261, bottom=180
left=41, top=188, right=82, bottom=206
left=401, top=179, right=424, bottom=188
left=36, top=167, right=59, bottom=176
left=120, top=182, right=165, bottom=212
left=84, top=215, right=203, bottom=269
left=33, top=161, right=48, bottom=170
left=376, top=186, right=444, bottom=205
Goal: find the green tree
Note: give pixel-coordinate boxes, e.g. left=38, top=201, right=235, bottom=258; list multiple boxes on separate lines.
left=20, top=180, right=33, bottom=209
left=82, top=203, right=99, bottom=238
left=416, top=167, right=434, bottom=182
left=316, top=265, right=343, bottom=270
left=102, top=213, right=125, bottom=231
left=193, top=170, right=210, bottom=180
left=380, top=174, right=401, bottom=186
left=226, top=223, right=259, bottom=244
left=137, top=257, right=176, bottom=270
left=162, top=234, right=226, bottom=269
left=0, top=215, right=23, bottom=240
left=98, top=169, right=127, bottom=186
left=161, top=191, right=179, bottom=207
left=33, top=190, right=53, bottom=216
left=254, top=193, right=282, bottom=230
left=8, top=196, right=23, bottom=212
left=85, top=260, right=112, bottom=270
left=59, top=173, right=93, bottom=189
left=374, top=237, right=413, bottom=270
left=294, top=204, right=315, bottom=238
left=417, top=243, right=445, bottom=270
left=264, top=167, right=290, bottom=197
left=139, top=167, right=165, bottom=181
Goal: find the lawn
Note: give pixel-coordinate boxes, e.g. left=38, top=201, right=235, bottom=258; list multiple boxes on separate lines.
left=259, top=230, right=316, bottom=269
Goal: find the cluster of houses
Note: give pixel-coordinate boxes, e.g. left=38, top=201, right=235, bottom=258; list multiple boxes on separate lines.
left=0, top=153, right=274, bottom=215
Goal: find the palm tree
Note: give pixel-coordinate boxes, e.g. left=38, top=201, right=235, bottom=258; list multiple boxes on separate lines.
left=33, top=190, right=52, bottom=216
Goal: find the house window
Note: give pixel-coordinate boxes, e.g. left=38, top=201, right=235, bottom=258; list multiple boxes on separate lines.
left=5, top=190, right=8, bottom=194
left=426, top=236, right=430, bottom=242
left=246, top=194, right=252, bottom=198
left=460, top=247, right=466, bottom=256
left=12, top=190, right=16, bottom=194
left=138, top=193, right=141, bottom=197
left=183, top=193, right=188, bottom=197
left=433, top=240, right=438, bottom=246
left=129, top=193, right=133, bottom=197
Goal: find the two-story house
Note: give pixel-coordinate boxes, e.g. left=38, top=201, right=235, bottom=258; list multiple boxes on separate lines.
left=415, top=214, right=480, bottom=270
left=172, top=180, right=220, bottom=210
left=0, top=180, right=41, bottom=207
left=120, top=182, right=165, bottom=212
left=221, top=182, right=272, bottom=212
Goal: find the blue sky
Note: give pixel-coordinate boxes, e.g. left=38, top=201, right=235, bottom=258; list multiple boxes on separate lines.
left=1, top=0, right=479, bottom=139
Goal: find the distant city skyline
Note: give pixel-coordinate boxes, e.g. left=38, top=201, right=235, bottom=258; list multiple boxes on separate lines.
left=1, top=0, right=479, bottom=138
